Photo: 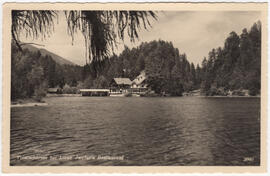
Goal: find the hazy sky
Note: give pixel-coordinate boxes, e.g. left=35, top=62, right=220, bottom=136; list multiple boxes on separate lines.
left=21, top=11, right=261, bottom=66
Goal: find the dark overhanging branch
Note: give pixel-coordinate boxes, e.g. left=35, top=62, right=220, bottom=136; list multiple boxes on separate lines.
left=12, top=10, right=158, bottom=63
left=12, top=30, right=22, bottom=51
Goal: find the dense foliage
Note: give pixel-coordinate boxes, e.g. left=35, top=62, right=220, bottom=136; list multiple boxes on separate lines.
left=82, top=40, right=197, bottom=96
left=83, top=21, right=261, bottom=96
left=11, top=43, right=82, bottom=100
left=199, top=21, right=261, bottom=96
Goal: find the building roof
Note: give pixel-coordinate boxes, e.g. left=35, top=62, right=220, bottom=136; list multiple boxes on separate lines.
left=113, top=78, right=132, bottom=85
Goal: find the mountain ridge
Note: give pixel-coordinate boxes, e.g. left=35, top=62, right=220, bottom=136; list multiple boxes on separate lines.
left=21, top=44, right=76, bottom=66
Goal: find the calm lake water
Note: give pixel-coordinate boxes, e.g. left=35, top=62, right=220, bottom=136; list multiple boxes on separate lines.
left=10, top=96, right=260, bottom=166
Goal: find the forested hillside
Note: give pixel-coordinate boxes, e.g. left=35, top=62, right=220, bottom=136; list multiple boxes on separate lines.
left=11, top=21, right=261, bottom=100
left=199, top=21, right=261, bottom=96
left=21, top=44, right=76, bottom=66
left=11, top=43, right=82, bottom=100
left=82, top=40, right=197, bottom=95
left=83, top=21, right=261, bottom=96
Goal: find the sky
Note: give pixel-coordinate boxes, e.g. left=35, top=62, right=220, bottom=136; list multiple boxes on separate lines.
left=21, top=11, right=261, bottom=66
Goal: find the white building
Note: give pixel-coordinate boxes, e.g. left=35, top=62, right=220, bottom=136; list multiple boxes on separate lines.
left=130, top=70, right=148, bottom=94
left=131, top=70, right=147, bottom=88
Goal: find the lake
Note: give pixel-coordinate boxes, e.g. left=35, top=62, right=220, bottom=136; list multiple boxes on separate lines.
left=10, top=96, right=260, bottom=166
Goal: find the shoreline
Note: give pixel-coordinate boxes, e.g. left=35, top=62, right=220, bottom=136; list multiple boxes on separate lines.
left=46, top=94, right=81, bottom=97
left=10, top=95, right=260, bottom=108
left=199, top=95, right=260, bottom=98
left=11, top=98, right=48, bottom=108
left=11, top=102, right=48, bottom=108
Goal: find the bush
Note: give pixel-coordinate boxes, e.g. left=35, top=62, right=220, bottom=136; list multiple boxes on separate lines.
left=83, top=76, right=94, bottom=88
left=141, top=90, right=159, bottom=97
left=62, top=84, right=79, bottom=94
left=249, top=87, right=260, bottom=96
left=209, top=87, right=218, bottom=96
left=232, top=89, right=245, bottom=96
left=204, top=86, right=228, bottom=96
left=34, top=86, right=46, bottom=102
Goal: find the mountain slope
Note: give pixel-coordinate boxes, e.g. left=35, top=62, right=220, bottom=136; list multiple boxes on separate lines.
left=21, top=44, right=76, bottom=66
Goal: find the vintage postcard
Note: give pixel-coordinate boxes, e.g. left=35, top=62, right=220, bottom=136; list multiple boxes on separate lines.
left=2, top=2, right=268, bottom=174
